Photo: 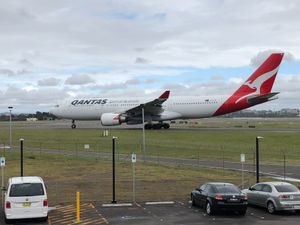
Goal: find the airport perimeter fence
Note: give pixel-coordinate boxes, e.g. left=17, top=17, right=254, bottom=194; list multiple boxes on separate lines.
left=2, top=136, right=300, bottom=163
left=1, top=138, right=299, bottom=205
left=0, top=150, right=256, bottom=205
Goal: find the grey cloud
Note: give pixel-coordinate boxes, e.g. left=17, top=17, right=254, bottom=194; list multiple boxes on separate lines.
left=0, top=86, right=71, bottom=112
left=38, top=77, right=60, bottom=86
left=0, top=69, right=14, bottom=76
left=19, top=59, right=33, bottom=66
left=1, top=86, right=68, bottom=102
left=91, top=79, right=140, bottom=93
left=90, top=83, right=125, bottom=93
left=0, top=68, right=29, bottom=76
left=65, top=74, right=94, bottom=85
left=251, top=50, right=295, bottom=66
left=135, top=57, right=149, bottom=64
left=93, top=77, right=160, bottom=93
left=144, top=78, right=159, bottom=84
left=125, top=79, right=140, bottom=85
left=210, top=75, right=224, bottom=81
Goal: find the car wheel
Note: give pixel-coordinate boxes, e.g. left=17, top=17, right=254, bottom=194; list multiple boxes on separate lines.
left=267, top=201, right=276, bottom=214
left=191, top=195, right=196, bottom=206
left=206, top=201, right=214, bottom=215
left=238, top=210, right=247, bottom=216
left=5, top=217, right=12, bottom=224
left=40, top=216, right=48, bottom=222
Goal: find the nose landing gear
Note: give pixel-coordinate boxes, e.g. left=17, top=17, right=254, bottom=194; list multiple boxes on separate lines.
left=71, top=120, right=76, bottom=129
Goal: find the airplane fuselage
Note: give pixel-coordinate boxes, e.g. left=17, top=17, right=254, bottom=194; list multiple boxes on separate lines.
left=52, top=95, right=229, bottom=121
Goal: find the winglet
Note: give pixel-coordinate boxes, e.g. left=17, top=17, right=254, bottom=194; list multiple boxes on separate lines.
left=159, top=90, right=170, bottom=100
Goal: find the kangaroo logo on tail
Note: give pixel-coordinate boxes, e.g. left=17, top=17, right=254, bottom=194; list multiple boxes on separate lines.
left=235, top=66, right=279, bottom=103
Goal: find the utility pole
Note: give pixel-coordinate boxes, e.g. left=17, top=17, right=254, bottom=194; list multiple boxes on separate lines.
left=141, top=106, right=146, bottom=162
left=8, top=106, right=13, bottom=149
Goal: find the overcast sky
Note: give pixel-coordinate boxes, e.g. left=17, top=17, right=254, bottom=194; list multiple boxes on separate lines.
left=0, top=0, right=300, bottom=113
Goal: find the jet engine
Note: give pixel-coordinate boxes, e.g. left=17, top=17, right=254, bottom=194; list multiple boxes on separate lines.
left=101, top=113, right=127, bottom=126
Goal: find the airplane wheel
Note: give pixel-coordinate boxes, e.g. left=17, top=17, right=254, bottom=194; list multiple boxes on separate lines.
left=71, top=124, right=76, bottom=129
left=144, top=124, right=152, bottom=130
left=163, top=123, right=170, bottom=129
left=153, top=124, right=162, bottom=129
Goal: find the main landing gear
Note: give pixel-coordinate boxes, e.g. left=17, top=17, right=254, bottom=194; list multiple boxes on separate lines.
left=71, top=119, right=76, bottom=129
left=144, top=123, right=170, bottom=130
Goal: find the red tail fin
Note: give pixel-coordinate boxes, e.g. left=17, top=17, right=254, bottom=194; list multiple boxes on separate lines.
left=234, top=53, right=284, bottom=96
left=213, top=53, right=284, bottom=116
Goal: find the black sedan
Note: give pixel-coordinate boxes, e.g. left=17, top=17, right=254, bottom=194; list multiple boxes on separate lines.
left=191, top=182, right=248, bottom=215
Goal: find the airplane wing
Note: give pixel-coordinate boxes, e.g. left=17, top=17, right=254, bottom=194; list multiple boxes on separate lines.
left=125, top=90, right=170, bottom=117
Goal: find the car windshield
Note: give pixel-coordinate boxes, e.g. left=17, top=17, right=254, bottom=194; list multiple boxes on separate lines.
left=9, top=183, right=44, bottom=197
left=275, top=185, right=299, bottom=193
left=214, top=185, right=240, bottom=193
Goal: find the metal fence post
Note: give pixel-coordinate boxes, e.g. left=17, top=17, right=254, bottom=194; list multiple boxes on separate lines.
left=20, top=139, right=24, bottom=177
left=283, top=154, right=286, bottom=180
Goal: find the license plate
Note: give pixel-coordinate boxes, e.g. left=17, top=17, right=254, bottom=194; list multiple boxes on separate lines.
left=229, top=198, right=238, bottom=201
left=23, top=202, right=31, bottom=207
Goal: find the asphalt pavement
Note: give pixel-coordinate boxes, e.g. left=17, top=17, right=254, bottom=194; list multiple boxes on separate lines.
left=1, top=202, right=300, bottom=225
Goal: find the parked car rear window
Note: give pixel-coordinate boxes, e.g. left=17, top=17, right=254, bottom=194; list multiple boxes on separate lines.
left=214, top=185, right=240, bottom=193
left=275, top=185, right=299, bottom=193
left=9, top=183, right=44, bottom=197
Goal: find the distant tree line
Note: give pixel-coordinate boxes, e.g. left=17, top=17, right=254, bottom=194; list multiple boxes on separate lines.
left=0, top=111, right=57, bottom=121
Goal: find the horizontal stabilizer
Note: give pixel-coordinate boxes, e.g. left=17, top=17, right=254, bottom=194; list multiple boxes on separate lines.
left=247, top=92, right=279, bottom=105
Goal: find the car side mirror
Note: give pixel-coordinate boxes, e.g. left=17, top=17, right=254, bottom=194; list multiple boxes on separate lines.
left=249, top=187, right=253, bottom=191
left=197, top=188, right=202, bottom=192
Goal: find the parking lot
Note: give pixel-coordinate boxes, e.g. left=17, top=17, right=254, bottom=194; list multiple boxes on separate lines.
left=1, top=201, right=299, bottom=225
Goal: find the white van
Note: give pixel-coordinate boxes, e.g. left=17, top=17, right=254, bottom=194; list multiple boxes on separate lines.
left=4, top=176, right=48, bottom=222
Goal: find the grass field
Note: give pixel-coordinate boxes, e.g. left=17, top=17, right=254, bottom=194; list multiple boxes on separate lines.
left=1, top=120, right=300, bottom=164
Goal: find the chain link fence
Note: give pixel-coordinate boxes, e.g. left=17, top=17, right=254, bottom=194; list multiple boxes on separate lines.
left=0, top=137, right=299, bottom=205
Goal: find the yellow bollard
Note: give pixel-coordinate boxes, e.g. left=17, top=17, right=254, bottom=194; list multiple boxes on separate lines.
left=76, top=191, right=80, bottom=222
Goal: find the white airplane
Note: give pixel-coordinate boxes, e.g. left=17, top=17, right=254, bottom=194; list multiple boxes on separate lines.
left=51, top=53, right=284, bottom=129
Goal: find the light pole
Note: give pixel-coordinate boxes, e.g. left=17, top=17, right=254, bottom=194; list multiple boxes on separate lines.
left=256, top=136, right=263, bottom=183
left=141, top=105, right=146, bottom=162
left=8, top=106, right=13, bottom=149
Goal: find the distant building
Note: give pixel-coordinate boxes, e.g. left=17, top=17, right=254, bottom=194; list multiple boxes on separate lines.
left=223, top=108, right=300, bottom=118
left=26, top=118, right=38, bottom=122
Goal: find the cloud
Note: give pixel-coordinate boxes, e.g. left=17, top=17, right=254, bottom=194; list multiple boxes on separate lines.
left=125, top=79, right=140, bottom=85
left=0, top=69, right=14, bottom=76
left=0, top=68, right=29, bottom=76
left=144, top=78, right=159, bottom=84
left=65, top=74, right=94, bottom=85
left=0, top=0, right=299, bottom=112
left=135, top=57, right=149, bottom=64
left=251, top=50, right=296, bottom=66
left=0, top=86, right=70, bottom=108
left=210, top=75, right=224, bottom=81
left=18, top=59, right=33, bottom=66
left=38, top=77, right=60, bottom=86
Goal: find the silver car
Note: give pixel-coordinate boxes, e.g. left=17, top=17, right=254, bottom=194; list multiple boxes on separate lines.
left=243, top=181, right=300, bottom=214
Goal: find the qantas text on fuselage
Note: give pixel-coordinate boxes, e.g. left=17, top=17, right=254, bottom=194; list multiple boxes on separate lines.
left=51, top=53, right=284, bottom=129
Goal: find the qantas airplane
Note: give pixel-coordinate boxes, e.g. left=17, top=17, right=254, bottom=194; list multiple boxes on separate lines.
left=51, top=53, right=284, bottom=129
